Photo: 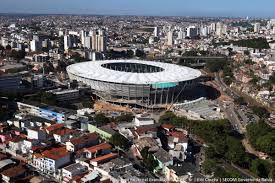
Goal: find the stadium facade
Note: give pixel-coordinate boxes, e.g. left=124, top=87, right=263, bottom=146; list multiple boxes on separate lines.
left=67, top=60, right=201, bottom=108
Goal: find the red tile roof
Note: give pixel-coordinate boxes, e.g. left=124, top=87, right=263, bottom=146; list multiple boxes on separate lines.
left=135, top=126, right=157, bottom=135
left=84, top=143, right=112, bottom=153
left=90, top=153, right=118, bottom=163
left=1, top=165, right=26, bottom=177
left=161, top=124, right=175, bottom=130
left=70, top=133, right=98, bottom=145
left=169, top=131, right=187, bottom=141
left=53, top=127, right=75, bottom=136
left=41, top=146, right=70, bottom=160
left=45, top=123, right=64, bottom=133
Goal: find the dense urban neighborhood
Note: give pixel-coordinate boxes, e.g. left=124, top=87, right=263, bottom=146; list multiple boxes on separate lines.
left=0, top=13, right=275, bottom=183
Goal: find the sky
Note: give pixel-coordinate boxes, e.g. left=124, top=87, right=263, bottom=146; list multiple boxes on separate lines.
left=0, top=0, right=275, bottom=18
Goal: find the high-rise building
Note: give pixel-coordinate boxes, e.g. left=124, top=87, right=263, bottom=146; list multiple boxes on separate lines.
left=254, top=23, right=261, bottom=33
left=187, top=26, right=198, bottom=39
left=273, top=27, right=275, bottom=34
left=64, top=35, right=74, bottom=51
left=30, top=40, right=41, bottom=52
left=83, top=36, right=92, bottom=49
left=216, top=22, right=224, bottom=37
left=270, top=19, right=275, bottom=26
left=177, top=30, right=186, bottom=40
left=167, top=31, right=173, bottom=46
left=80, top=30, right=89, bottom=46
left=91, top=30, right=107, bottom=52
left=154, top=27, right=160, bottom=37
left=200, top=26, right=208, bottom=37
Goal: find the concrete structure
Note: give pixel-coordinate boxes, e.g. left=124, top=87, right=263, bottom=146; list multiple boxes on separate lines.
left=67, top=60, right=201, bottom=108
left=91, top=29, right=106, bottom=52
left=0, top=73, right=22, bottom=91
left=254, top=23, right=261, bottom=33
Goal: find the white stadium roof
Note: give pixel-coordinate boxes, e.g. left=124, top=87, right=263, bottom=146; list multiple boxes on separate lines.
left=67, top=60, right=201, bottom=85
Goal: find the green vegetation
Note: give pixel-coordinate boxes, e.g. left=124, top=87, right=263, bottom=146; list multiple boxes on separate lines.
left=106, top=49, right=134, bottom=59
left=140, top=147, right=159, bottom=172
left=247, top=120, right=275, bottom=159
left=40, top=92, right=56, bottom=106
left=110, top=133, right=131, bottom=150
left=114, top=113, right=134, bottom=123
left=234, top=96, right=247, bottom=106
left=251, top=106, right=270, bottom=119
left=250, top=159, right=271, bottom=178
left=206, top=59, right=229, bottom=73
left=94, top=113, right=110, bottom=126
left=159, top=111, right=274, bottom=178
left=216, top=38, right=270, bottom=49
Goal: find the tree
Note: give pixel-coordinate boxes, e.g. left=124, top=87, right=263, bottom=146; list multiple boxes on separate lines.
left=251, top=106, right=270, bottom=119
left=225, top=136, right=246, bottom=165
left=40, top=92, right=56, bottom=106
left=109, top=133, right=130, bottom=150
left=234, top=97, right=247, bottom=106
left=135, top=49, right=146, bottom=58
left=202, top=159, right=217, bottom=174
left=94, top=113, right=110, bottom=126
left=250, top=159, right=271, bottom=178
left=140, top=147, right=159, bottom=172
left=114, top=113, right=134, bottom=123
left=206, top=60, right=228, bottom=73
left=255, top=133, right=275, bottom=156
left=159, top=111, right=177, bottom=124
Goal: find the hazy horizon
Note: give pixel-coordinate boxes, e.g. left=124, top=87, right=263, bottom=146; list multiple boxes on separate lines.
left=0, top=0, right=275, bottom=18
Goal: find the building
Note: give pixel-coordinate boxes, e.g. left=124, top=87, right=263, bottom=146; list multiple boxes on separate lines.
left=47, top=88, right=80, bottom=103
left=30, top=40, right=41, bottom=52
left=66, top=133, right=99, bottom=152
left=216, top=22, right=225, bottom=37
left=17, top=102, right=68, bottom=123
left=154, top=27, right=160, bottom=37
left=0, top=73, right=22, bottom=91
left=67, top=60, right=201, bottom=108
left=62, top=163, right=88, bottom=182
left=91, top=30, right=107, bottom=52
left=64, top=35, right=75, bottom=51
left=186, top=26, right=198, bottom=39
left=88, top=124, right=116, bottom=140
left=1, top=165, right=26, bottom=183
left=167, top=31, right=173, bottom=46
left=254, top=23, right=261, bottom=33
left=134, top=116, right=154, bottom=126
left=33, top=146, right=71, bottom=175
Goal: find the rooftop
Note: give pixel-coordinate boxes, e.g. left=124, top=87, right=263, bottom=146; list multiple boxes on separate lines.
left=70, top=133, right=98, bottom=145
left=84, top=143, right=112, bottom=153
left=1, top=165, right=26, bottom=178
left=41, top=146, right=70, bottom=160
left=67, top=60, right=201, bottom=85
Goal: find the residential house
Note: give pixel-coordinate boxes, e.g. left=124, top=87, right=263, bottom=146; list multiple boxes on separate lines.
left=62, top=163, right=88, bottom=182
left=84, top=143, right=112, bottom=159
left=1, top=165, right=27, bottom=183
left=66, top=133, right=99, bottom=152
left=88, top=124, right=116, bottom=140
left=33, top=146, right=71, bottom=175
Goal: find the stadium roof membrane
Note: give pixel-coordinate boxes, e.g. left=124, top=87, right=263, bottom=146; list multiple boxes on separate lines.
left=67, top=60, right=201, bottom=85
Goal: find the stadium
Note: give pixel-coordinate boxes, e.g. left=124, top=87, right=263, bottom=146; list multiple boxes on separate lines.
left=67, top=60, right=201, bottom=108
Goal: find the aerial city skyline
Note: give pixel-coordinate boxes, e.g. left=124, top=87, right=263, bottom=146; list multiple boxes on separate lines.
left=1, top=0, right=275, bottom=17
left=0, top=1, right=275, bottom=183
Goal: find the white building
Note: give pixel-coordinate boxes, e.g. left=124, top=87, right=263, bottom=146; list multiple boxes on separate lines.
left=62, top=163, right=88, bottom=182
left=30, top=40, right=41, bottom=52
left=167, top=31, right=173, bottom=46
left=33, top=146, right=71, bottom=176
left=254, top=23, right=261, bottom=33
left=154, top=27, right=160, bottom=37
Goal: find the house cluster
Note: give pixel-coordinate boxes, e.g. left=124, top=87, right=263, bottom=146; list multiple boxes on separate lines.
left=0, top=102, right=195, bottom=183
